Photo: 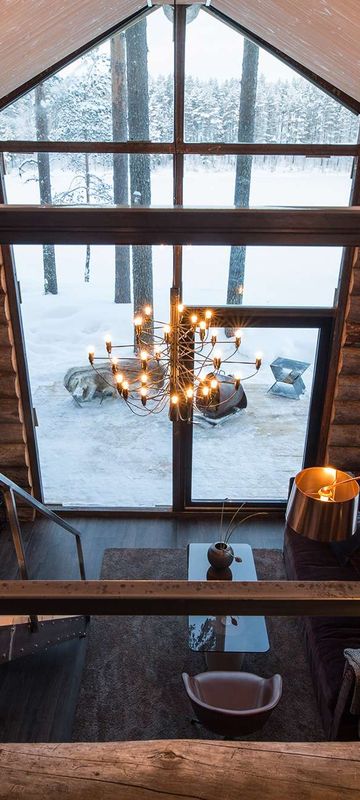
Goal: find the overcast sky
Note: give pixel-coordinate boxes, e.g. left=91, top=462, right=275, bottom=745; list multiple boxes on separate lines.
left=147, top=7, right=294, bottom=82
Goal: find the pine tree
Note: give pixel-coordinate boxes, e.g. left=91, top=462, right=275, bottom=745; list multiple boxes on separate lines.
left=111, top=32, right=131, bottom=304
left=226, top=40, right=259, bottom=310
left=126, top=19, right=153, bottom=343
left=34, top=83, right=58, bottom=295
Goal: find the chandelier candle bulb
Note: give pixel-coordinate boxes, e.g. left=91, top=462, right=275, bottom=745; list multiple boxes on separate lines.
left=211, top=334, right=217, bottom=346
left=140, top=387, right=147, bottom=406
left=122, top=380, right=129, bottom=400
left=255, top=352, right=262, bottom=370
left=140, top=351, right=148, bottom=370
left=154, top=347, right=161, bottom=361
left=134, top=316, right=143, bottom=341
left=210, top=378, right=218, bottom=391
left=199, top=320, right=206, bottom=340
left=111, top=358, right=118, bottom=375
left=235, top=330, right=242, bottom=348
left=205, top=309, right=212, bottom=328
left=186, top=387, right=193, bottom=401
left=105, top=335, right=112, bottom=354
left=115, top=374, right=123, bottom=395
left=144, top=305, right=152, bottom=317
left=178, top=303, right=184, bottom=314
left=88, top=347, right=95, bottom=365
left=202, top=385, right=210, bottom=398
left=163, top=324, right=171, bottom=344
left=190, top=314, right=198, bottom=329
left=213, top=351, right=222, bottom=370
left=141, top=373, right=148, bottom=384
left=234, top=373, right=241, bottom=390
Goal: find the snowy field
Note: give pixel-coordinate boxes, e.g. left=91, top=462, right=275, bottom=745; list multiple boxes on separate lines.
left=5, top=164, right=349, bottom=505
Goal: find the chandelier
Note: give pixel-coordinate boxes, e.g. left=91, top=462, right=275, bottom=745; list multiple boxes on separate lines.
left=87, top=288, right=262, bottom=420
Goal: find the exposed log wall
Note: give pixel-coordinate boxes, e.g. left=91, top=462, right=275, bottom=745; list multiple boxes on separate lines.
left=0, top=246, right=34, bottom=519
left=328, top=247, right=360, bottom=472
left=0, top=740, right=359, bottom=799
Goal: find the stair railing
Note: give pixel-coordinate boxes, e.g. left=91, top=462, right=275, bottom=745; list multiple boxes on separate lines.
left=0, top=473, right=86, bottom=586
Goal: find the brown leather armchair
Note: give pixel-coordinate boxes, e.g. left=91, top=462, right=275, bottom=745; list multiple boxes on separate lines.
left=182, top=670, right=282, bottom=737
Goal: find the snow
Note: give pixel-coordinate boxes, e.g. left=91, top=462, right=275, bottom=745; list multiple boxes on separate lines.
left=4, top=164, right=349, bottom=505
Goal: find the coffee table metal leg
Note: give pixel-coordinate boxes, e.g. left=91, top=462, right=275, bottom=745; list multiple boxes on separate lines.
left=205, top=651, right=245, bottom=670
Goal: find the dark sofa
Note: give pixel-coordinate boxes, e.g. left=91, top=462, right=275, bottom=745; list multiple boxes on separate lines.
left=283, top=525, right=360, bottom=740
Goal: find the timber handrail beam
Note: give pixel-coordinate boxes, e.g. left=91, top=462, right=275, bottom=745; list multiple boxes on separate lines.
left=1, top=141, right=358, bottom=156
left=0, top=579, right=359, bottom=616
left=0, top=473, right=86, bottom=580
left=2, top=206, right=360, bottom=245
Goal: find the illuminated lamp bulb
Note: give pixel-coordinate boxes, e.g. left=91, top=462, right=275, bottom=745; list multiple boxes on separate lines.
left=202, top=385, right=210, bottom=398
left=140, top=386, right=147, bottom=406
left=115, top=373, right=123, bottom=395
left=205, top=309, right=212, bottom=320
left=211, top=334, right=217, bottom=347
left=255, top=351, right=262, bottom=370
left=190, top=314, right=198, bottom=329
left=105, top=334, right=112, bottom=354
left=186, top=387, right=193, bottom=401
left=213, top=350, right=222, bottom=370
left=154, top=346, right=161, bottom=361
left=88, top=346, right=95, bottom=365
left=235, top=329, right=242, bottom=349
left=170, top=393, right=179, bottom=421
left=144, top=305, right=152, bottom=317
left=163, top=324, right=171, bottom=344
left=318, top=487, right=333, bottom=503
left=134, top=316, right=143, bottom=341
left=140, top=350, right=148, bottom=370
left=210, top=378, right=218, bottom=390
left=141, top=373, right=148, bottom=384
left=178, top=303, right=185, bottom=314
left=122, top=380, right=129, bottom=400
left=323, top=467, right=337, bottom=484
left=111, top=357, right=118, bottom=375
left=199, top=320, right=206, bottom=341
left=234, top=372, right=241, bottom=390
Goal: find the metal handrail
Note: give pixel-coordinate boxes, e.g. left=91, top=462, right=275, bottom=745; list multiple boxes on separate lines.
left=0, top=473, right=86, bottom=582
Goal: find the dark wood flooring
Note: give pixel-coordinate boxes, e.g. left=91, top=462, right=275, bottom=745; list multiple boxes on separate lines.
left=0, top=513, right=284, bottom=742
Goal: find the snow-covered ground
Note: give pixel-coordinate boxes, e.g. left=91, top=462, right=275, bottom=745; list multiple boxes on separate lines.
left=4, top=164, right=349, bottom=505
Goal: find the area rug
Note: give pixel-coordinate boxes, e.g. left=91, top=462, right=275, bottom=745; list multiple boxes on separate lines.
left=72, top=548, right=325, bottom=742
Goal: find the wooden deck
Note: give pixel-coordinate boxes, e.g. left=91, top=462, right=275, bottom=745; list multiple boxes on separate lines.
left=0, top=740, right=359, bottom=799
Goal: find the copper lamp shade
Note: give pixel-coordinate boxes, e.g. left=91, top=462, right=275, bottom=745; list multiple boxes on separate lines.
left=286, top=467, right=359, bottom=542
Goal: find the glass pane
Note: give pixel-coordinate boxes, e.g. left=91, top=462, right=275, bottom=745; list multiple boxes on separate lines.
left=191, top=327, right=318, bottom=501
left=0, top=9, right=174, bottom=142
left=3, top=152, right=173, bottom=206
left=182, top=246, right=341, bottom=307
left=14, top=244, right=173, bottom=505
left=184, top=155, right=353, bottom=206
left=185, top=9, right=358, bottom=143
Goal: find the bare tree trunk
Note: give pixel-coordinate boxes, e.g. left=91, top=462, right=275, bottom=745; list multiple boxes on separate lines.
left=111, top=32, right=131, bottom=304
left=226, top=41, right=259, bottom=316
left=34, top=84, right=58, bottom=295
left=84, top=152, right=91, bottom=283
left=126, top=19, right=153, bottom=344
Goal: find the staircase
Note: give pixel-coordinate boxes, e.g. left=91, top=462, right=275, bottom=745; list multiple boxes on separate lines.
left=0, top=472, right=88, bottom=663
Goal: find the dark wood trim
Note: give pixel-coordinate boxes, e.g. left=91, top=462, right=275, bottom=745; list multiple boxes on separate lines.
left=318, top=154, right=360, bottom=459
left=303, top=317, right=334, bottom=466
left=0, top=7, right=153, bottom=112
left=206, top=6, right=360, bottom=116
left=0, top=172, right=42, bottom=500
left=2, top=141, right=358, bottom=157
left=186, top=305, right=336, bottom=327
left=0, top=579, right=359, bottom=616
left=1, top=141, right=175, bottom=154
left=182, top=142, right=360, bottom=157
left=49, top=504, right=285, bottom=517
left=2, top=207, right=360, bottom=245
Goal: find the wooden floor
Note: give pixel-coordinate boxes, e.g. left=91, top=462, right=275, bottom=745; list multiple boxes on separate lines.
left=0, top=513, right=284, bottom=743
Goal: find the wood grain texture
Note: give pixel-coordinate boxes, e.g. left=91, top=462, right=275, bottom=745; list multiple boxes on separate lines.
left=214, top=0, right=360, bottom=104
left=0, top=0, right=145, bottom=104
left=0, top=578, right=359, bottom=617
left=0, top=740, right=359, bottom=799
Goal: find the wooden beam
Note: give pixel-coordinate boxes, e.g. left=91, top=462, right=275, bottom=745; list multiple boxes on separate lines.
left=0, top=579, right=359, bottom=616
left=2, top=206, right=360, bottom=245
left=0, top=741, right=359, bottom=799
left=1, top=141, right=358, bottom=156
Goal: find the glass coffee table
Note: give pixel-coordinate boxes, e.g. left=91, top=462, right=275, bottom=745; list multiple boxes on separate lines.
left=188, top=543, right=269, bottom=669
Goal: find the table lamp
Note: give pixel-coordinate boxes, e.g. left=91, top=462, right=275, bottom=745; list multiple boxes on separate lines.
left=286, top=466, right=359, bottom=542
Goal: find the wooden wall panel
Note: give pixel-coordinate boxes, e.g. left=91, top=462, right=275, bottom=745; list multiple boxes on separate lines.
left=327, top=247, right=360, bottom=473
left=214, top=1, right=360, bottom=104
left=0, top=0, right=145, bottom=103
left=0, top=246, right=34, bottom=519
